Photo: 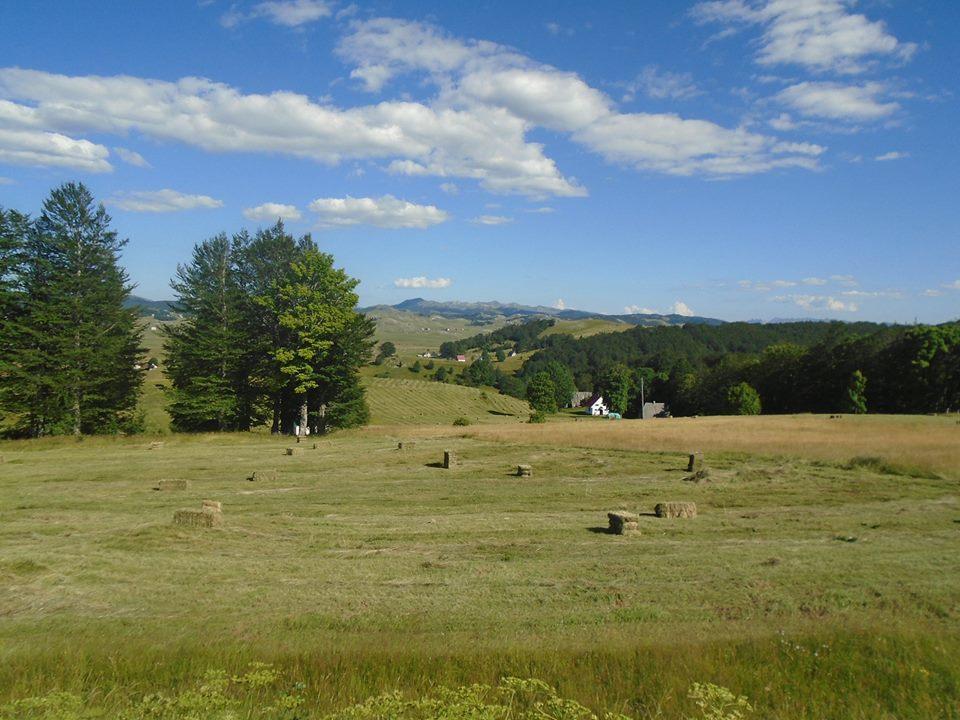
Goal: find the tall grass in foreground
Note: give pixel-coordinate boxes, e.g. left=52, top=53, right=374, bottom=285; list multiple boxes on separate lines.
left=2, top=631, right=958, bottom=719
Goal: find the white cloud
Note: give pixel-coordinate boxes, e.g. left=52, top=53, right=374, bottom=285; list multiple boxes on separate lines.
left=830, top=274, right=857, bottom=286
left=691, top=0, right=916, bottom=74
left=778, top=81, right=898, bottom=121
left=875, top=150, right=909, bottom=162
left=840, top=289, right=903, bottom=299
left=545, top=22, right=574, bottom=37
left=222, top=0, right=332, bottom=28
left=802, top=276, right=827, bottom=285
left=624, top=304, right=658, bottom=314
left=943, top=279, right=960, bottom=291
left=922, top=289, right=943, bottom=297
left=471, top=214, right=512, bottom=225
left=336, top=18, right=823, bottom=179
left=439, top=182, right=459, bottom=194
left=0, top=126, right=111, bottom=172
left=773, top=294, right=858, bottom=312
left=394, top=276, right=452, bottom=288
left=670, top=300, right=695, bottom=316
left=0, top=176, right=13, bottom=184
left=309, top=195, right=449, bottom=229
left=113, top=146, right=150, bottom=167
left=108, top=189, right=223, bottom=212
left=623, top=66, right=700, bottom=102
left=243, top=202, right=302, bottom=222
left=553, top=298, right=566, bottom=310
left=527, top=206, right=555, bottom=213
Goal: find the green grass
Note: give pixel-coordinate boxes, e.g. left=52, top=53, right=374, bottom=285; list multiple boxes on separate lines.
left=540, top=318, right=633, bottom=339
left=1, top=423, right=958, bottom=717
left=363, top=377, right=530, bottom=425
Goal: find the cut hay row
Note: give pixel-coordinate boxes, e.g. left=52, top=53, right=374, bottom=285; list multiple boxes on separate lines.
left=363, top=377, right=529, bottom=426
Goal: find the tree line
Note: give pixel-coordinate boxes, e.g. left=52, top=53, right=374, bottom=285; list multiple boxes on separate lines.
left=1, top=184, right=373, bottom=437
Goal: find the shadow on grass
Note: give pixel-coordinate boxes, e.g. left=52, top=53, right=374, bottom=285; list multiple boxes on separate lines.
left=487, top=410, right=515, bottom=416
left=587, top=526, right=614, bottom=534
left=425, top=462, right=446, bottom=468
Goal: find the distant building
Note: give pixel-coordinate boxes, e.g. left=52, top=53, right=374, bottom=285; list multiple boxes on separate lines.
left=570, top=390, right=592, bottom=408
left=584, top=394, right=608, bottom=416
left=456, top=354, right=467, bottom=362
left=641, top=401, right=667, bottom=419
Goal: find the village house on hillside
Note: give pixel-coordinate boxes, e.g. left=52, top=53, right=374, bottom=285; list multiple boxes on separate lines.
left=569, top=390, right=592, bottom=408
left=584, top=394, right=608, bottom=416
left=455, top=354, right=467, bottom=362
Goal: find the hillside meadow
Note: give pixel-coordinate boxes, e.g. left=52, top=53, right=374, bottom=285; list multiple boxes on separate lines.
left=1, top=415, right=959, bottom=718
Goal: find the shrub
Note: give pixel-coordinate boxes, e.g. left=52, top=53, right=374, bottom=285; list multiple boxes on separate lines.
left=528, top=410, right=547, bottom=423
left=453, top=416, right=472, bottom=426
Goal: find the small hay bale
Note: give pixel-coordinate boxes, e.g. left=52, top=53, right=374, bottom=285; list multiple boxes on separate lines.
left=442, top=450, right=458, bottom=469
left=173, top=509, right=223, bottom=528
left=149, top=441, right=164, bottom=450
left=155, top=479, right=188, bottom=491
left=654, top=501, right=698, bottom=519
left=683, top=468, right=711, bottom=483
left=246, top=470, right=278, bottom=482
left=607, top=511, right=640, bottom=535
left=201, top=499, right=222, bottom=513
left=398, top=441, right=417, bottom=450
left=516, top=464, right=533, bottom=477
left=687, top=452, right=704, bottom=472
left=284, top=447, right=300, bottom=456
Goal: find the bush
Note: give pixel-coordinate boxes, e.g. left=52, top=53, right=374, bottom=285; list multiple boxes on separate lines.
left=452, top=416, right=472, bottom=426
left=725, top=382, right=761, bottom=416
left=528, top=410, right=547, bottom=423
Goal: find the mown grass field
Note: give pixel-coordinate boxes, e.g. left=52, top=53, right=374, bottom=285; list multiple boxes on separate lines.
left=364, top=377, right=530, bottom=425
left=1, top=416, right=959, bottom=718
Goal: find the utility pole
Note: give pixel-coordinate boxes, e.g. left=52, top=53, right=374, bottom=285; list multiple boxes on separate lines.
left=640, top=375, right=645, bottom=418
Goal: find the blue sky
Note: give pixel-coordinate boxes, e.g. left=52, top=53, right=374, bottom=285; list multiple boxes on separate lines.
left=0, top=0, right=957, bottom=322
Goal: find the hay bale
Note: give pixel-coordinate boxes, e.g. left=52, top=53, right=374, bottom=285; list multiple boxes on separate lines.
left=442, top=450, right=458, bottom=468
left=607, top=511, right=640, bottom=535
left=154, top=479, right=188, bottom=491
left=246, top=470, right=278, bottom=482
left=516, top=464, right=533, bottom=477
left=284, top=447, right=300, bottom=456
left=687, top=452, right=704, bottom=472
left=654, top=501, right=698, bottom=519
left=173, top=509, right=223, bottom=528
left=683, top=468, right=711, bottom=483
left=149, top=441, right=164, bottom=450
left=201, top=499, right=222, bottom=512
left=398, top=441, right=417, bottom=450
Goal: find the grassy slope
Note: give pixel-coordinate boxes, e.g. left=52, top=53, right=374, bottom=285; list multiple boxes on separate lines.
left=364, top=377, right=530, bottom=425
left=541, top=318, right=632, bottom=339
left=1, top=418, right=958, bottom=717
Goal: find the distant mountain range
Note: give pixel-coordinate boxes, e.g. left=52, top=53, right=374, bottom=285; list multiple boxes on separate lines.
left=360, top=297, right=726, bottom=326
left=124, top=295, right=178, bottom=320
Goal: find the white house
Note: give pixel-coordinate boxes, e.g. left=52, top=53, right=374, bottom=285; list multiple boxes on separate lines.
left=584, top=394, right=608, bottom=416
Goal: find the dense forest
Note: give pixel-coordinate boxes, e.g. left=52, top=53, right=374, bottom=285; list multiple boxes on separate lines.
left=448, top=319, right=960, bottom=418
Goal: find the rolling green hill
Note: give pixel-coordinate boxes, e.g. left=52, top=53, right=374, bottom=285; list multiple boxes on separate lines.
left=363, top=377, right=530, bottom=425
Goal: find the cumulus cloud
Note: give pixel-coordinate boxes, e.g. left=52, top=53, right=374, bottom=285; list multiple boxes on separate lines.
left=669, top=301, right=695, bottom=317
left=875, top=150, right=909, bottom=161
left=622, top=65, right=701, bottom=102
left=439, top=182, right=459, bottom=194
left=471, top=214, right=512, bottom=225
left=336, top=17, right=824, bottom=178
left=777, top=81, right=898, bottom=121
left=394, top=276, right=452, bottom=288
left=773, top=293, right=858, bottom=312
left=113, top=146, right=150, bottom=167
left=553, top=298, right=566, bottom=310
left=222, top=0, right=332, bottom=28
left=0, top=125, right=111, bottom=172
left=624, top=304, right=658, bottom=315
left=243, top=202, right=302, bottom=222
left=108, top=189, right=223, bottom=212
left=691, top=0, right=916, bottom=74
left=0, top=68, right=582, bottom=198
left=309, top=195, right=449, bottom=229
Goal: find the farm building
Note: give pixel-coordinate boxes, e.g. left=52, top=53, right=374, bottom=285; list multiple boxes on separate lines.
left=641, top=401, right=666, bottom=419
left=455, top=354, right=467, bottom=362
left=570, top=390, right=592, bottom=408
left=584, top=394, right=608, bottom=416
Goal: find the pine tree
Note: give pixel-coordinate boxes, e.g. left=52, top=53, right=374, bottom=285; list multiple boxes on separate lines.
left=164, top=233, right=252, bottom=431
left=3, top=184, right=143, bottom=436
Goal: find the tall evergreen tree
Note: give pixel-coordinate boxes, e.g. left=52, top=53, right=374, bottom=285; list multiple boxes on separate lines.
left=164, top=233, right=252, bottom=431
left=3, top=184, right=142, bottom=436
